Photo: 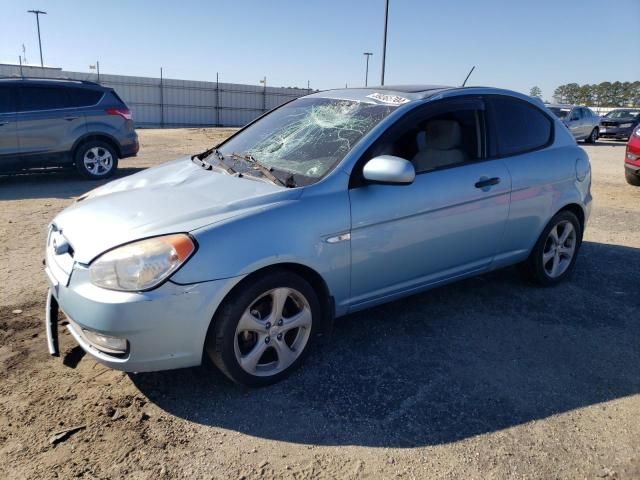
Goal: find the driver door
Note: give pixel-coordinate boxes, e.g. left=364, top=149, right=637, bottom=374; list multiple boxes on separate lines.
left=347, top=98, right=511, bottom=309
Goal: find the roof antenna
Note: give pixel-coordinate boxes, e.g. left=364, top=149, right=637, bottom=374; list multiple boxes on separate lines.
left=461, top=65, right=476, bottom=87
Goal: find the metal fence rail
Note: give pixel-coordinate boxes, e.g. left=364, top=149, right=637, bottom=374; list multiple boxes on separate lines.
left=0, top=65, right=312, bottom=128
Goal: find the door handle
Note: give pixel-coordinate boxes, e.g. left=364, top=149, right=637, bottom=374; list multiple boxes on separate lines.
left=63, top=116, right=79, bottom=121
left=475, top=177, right=501, bottom=189
left=0, top=121, right=8, bottom=126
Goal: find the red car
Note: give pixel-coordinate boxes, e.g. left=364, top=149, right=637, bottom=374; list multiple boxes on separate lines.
left=626, top=126, right=640, bottom=186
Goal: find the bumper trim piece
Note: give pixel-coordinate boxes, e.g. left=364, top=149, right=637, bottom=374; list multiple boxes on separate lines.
left=45, top=289, right=60, bottom=357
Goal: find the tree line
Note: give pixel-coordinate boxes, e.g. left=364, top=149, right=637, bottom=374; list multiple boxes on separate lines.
left=529, top=82, right=640, bottom=107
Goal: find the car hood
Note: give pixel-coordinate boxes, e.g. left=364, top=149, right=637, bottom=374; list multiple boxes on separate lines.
left=52, top=156, right=300, bottom=263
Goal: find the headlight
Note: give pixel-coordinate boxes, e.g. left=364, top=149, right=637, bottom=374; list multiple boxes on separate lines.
left=89, top=234, right=196, bottom=291
left=619, top=123, right=633, bottom=128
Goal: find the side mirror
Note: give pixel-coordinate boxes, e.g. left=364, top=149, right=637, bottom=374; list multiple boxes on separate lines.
left=362, top=155, right=415, bottom=185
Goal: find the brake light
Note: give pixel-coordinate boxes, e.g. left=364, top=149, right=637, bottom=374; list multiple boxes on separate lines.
left=105, top=108, right=132, bottom=120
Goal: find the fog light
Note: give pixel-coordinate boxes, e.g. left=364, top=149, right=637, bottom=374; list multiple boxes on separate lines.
left=82, top=329, right=127, bottom=354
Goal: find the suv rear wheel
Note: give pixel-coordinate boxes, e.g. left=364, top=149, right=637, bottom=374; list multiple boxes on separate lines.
left=75, top=140, right=118, bottom=179
left=584, top=127, right=598, bottom=144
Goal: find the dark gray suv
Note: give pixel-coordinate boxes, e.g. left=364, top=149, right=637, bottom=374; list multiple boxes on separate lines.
left=0, top=78, right=138, bottom=179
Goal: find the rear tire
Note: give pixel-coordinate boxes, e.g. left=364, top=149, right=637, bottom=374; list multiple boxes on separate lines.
left=584, top=127, right=598, bottom=144
left=206, top=270, right=320, bottom=387
left=75, top=140, right=118, bottom=179
left=520, top=210, right=582, bottom=286
left=626, top=169, right=640, bottom=186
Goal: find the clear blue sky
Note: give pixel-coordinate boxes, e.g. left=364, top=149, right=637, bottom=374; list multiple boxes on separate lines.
left=1, top=0, right=639, bottom=99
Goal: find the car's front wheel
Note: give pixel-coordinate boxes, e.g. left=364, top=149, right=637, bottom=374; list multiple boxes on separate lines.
left=206, top=271, right=319, bottom=386
left=520, top=210, right=582, bottom=286
left=75, top=140, right=118, bottom=179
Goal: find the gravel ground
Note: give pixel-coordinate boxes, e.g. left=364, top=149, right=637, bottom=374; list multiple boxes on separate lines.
left=1, top=129, right=639, bottom=479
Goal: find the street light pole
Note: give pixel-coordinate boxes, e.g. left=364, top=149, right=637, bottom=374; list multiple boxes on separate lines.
left=363, top=52, right=373, bottom=87
left=380, top=0, right=389, bottom=85
left=27, top=10, right=47, bottom=68
left=260, top=76, right=267, bottom=112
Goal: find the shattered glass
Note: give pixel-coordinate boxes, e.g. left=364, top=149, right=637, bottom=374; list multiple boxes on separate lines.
left=218, top=98, right=397, bottom=182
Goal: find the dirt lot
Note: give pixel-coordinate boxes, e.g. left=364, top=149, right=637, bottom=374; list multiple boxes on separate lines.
left=1, top=129, right=639, bottom=479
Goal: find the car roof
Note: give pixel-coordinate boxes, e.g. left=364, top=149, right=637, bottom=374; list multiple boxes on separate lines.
left=547, top=104, right=576, bottom=108
left=308, top=85, right=547, bottom=108
left=0, top=77, right=105, bottom=90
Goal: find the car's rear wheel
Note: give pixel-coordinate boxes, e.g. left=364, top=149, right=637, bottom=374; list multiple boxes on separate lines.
left=206, top=271, right=319, bottom=386
left=520, top=210, right=582, bottom=286
left=626, top=169, right=640, bottom=186
left=584, top=127, right=598, bottom=144
left=75, top=140, right=118, bottom=179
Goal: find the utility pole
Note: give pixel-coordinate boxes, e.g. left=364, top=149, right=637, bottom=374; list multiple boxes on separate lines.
left=363, top=52, right=373, bottom=87
left=216, top=72, right=220, bottom=127
left=160, top=67, right=164, bottom=128
left=27, top=10, right=47, bottom=68
left=380, top=0, right=389, bottom=85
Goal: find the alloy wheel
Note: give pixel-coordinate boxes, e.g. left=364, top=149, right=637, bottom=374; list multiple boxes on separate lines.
left=542, top=220, right=576, bottom=278
left=234, top=287, right=312, bottom=377
left=83, top=147, right=114, bottom=176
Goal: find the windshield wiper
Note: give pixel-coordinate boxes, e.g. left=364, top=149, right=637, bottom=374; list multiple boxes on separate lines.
left=228, top=152, right=287, bottom=187
left=193, top=148, right=236, bottom=175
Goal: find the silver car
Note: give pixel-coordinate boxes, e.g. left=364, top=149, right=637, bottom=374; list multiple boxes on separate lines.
left=547, top=104, right=600, bottom=143
left=45, top=86, right=592, bottom=386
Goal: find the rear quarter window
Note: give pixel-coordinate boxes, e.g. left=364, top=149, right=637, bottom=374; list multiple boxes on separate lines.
left=67, top=88, right=103, bottom=107
left=489, top=96, right=553, bottom=157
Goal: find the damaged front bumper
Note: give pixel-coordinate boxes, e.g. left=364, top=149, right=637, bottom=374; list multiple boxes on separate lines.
left=45, top=263, right=238, bottom=372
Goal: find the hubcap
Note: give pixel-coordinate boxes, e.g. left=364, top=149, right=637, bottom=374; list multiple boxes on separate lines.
left=234, top=287, right=312, bottom=377
left=83, top=147, right=113, bottom=175
left=542, top=221, right=576, bottom=278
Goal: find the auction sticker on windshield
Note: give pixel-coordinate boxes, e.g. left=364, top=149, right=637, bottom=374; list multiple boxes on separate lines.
left=366, top=92, right=410, bottom=105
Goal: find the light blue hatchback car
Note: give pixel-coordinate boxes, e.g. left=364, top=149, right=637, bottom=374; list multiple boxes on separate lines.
left=45, top=85, right=592, bottom=386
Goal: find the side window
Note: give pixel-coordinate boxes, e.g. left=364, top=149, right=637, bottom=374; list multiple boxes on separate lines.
left=0, top=87, right=17, bottom=114
left=67, top=88, right=103, bottom=107
left=489, top=97, right=552, bottom=157
left=570, top=108, right=582, bottom=120
left=18, top=86, right=71, bottom=111
left=359, top=103, right=483, bottom=177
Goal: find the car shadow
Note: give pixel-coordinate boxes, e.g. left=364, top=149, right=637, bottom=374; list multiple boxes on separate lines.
left=131, top=241, right=640, bottom=448
left=0, top=167, right=146, bottom=201
left=587, top=139, right=628, bottom=147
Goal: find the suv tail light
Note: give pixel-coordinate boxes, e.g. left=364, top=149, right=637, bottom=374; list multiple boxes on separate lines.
left=105, top=108, right=132, bottom=120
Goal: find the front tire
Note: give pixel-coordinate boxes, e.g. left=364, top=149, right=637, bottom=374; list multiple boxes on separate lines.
left=520, top=211, right=582, bottom=286
left=626, top=169, right=640, bottom=186
left=75, top=141, right=118, bottom=179
left=206, top=271, right=320, bottom=387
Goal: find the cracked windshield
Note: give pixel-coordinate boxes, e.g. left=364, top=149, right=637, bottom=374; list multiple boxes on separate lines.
left=218, top=97, right=397, bottom=184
